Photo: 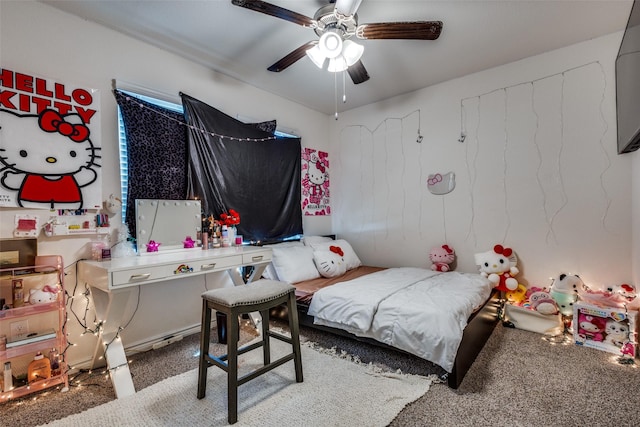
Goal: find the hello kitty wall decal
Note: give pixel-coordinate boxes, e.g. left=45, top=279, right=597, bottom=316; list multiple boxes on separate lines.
left=0, top=68, right=102, bottom=209
left=301, top=148, right=330, bottom=216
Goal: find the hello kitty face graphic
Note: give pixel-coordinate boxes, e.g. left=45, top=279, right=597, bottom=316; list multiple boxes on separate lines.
left=0, top=108, right=101, bottom=208
left=308, top=158, right=327, bottom=186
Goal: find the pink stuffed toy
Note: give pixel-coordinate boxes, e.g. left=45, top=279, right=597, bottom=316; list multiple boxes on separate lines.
left=577, top=313, right=606, bottom=342
left=529, top=290, right=559, bottom=315
left=429, top=244, right=455, bottom=272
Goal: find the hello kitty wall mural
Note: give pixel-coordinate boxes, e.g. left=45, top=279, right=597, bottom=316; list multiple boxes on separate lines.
left=0, top=68, right=102, bottom=210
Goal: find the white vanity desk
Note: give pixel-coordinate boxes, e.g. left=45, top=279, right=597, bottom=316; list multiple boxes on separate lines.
left=77, top=245, right=272, bottom=398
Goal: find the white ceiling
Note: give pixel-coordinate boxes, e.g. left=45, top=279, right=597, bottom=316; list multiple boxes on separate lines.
left=42, top=0, right=633, bottom=115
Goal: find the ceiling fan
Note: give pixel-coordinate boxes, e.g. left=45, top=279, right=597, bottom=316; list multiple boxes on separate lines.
left=231, top=0, right=443, bottom=85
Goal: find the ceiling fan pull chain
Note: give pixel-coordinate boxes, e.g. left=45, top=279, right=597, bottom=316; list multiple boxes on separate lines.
left=343, top=69, right=347, bottom=104
left=334, top=70, right=339, bottom=120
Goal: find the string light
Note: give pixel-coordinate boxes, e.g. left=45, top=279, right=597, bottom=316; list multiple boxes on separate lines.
left=338, top=109, right=423, bottom=246
left=119, top=91, right=277, bottom=142
left=458, top=61, right=611, bottom=247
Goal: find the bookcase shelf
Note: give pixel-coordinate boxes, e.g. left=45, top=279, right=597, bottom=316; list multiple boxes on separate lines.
left=0, top=260, right=69, bottom=401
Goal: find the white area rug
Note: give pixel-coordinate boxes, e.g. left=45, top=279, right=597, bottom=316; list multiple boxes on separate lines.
left=42, top=339, right=432, bottom=426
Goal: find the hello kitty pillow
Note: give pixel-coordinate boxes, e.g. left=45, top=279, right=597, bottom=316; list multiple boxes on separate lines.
left=309, top=239, right=362, bottom=271
left=313, top=248, right=347, bottom=278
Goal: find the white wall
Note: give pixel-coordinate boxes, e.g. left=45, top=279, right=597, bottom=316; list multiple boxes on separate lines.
left=331, top=32, right=636, bottom=290
left=0, top=1, right=331, bottom=368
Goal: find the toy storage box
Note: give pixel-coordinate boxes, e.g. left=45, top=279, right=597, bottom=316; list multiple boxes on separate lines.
left=573, top=302, right=638, bottom=357
left=505, top=304, right=563, bottom=335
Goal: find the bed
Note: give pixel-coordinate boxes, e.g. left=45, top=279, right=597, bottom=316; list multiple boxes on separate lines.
left=263, top=238, right=500, bottom=389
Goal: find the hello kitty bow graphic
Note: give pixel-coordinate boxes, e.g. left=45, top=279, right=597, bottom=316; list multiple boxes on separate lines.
left=329, top=245, right=344, bottom=257
left=0, top=108, right=101, bottom=209
left=39, top=109, right=90, bottom=142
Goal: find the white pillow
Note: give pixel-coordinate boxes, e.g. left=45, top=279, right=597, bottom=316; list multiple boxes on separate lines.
left=313, top=250, right=347, bottom=278
left=271, top=245, right=320, bottom=283
left=309, top=239, right=362, bottom=271
left=262, top=241, right=304, bottom=280
left=302, top=235, right=334, bottom=246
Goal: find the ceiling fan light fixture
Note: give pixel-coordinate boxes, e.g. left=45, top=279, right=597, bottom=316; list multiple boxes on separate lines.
left=306, top=45, right=327, bottom=69
left=318, top=31, right=343, bottom=59
left=342, top=40, right=364, bottom=66
left=327, top=57, right=349, bottom=73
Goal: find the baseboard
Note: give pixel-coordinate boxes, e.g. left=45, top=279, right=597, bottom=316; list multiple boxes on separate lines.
left=68, top=323, right=202, bottom=372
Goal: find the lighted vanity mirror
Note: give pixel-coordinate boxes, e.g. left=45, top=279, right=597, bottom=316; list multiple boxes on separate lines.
left=135, top=199, right=202, bottom=254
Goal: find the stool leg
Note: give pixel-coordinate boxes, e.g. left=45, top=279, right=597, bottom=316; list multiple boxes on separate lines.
left=260, top=309, right=270, bottom=365
left=216, top=311, right=228, bottom=344
left=227, top=309, right=239, bottom=424
left=197, top=300, right=212, bottom=399
left=287, top=293, right=304, bottom=383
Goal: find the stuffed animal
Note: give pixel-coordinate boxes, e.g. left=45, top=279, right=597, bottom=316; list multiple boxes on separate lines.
left=604, top=319, right=630, bottom=347
left=313, top=247, right=347, bottom=278
left=474, top=244, right=519, bottom=292
left=529, top=290, right=559, bottom=315
left=506, top=284, right=527, bottom=306
left=550, top=273, right=583, bottom=316
left=577, top=313, right=606, bottom=342
left=578, top=282, right=637, bottom=308
left=613, top=283, right=639, bottom=309
left=28, top=285, right=59, bottom=304
left=429, top=244, right=455, bottom=272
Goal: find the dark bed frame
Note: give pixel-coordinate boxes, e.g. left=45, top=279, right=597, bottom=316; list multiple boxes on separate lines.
left=293, top=289, right=501, bottom=389
left=257, top=237, right=501, bottom=389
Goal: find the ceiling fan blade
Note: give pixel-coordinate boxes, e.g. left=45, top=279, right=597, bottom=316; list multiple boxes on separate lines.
left=231, top=0, right=315, bottom=27
left=347, top=60, right=370, bottom=84
left=268, top=41, right=318, bottom=72
left=356, top=21, right=443, bottom=40
left=334, top=0, right=363, bottom=16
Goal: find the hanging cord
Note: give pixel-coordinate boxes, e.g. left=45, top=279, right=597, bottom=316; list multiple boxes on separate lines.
left=334, top=71, right=339, bottom=120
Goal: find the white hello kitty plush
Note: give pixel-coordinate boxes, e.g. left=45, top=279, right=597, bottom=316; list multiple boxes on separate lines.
left=0, top=108, right=100, bottom=209
left=474, top=244, right=519, bottom=292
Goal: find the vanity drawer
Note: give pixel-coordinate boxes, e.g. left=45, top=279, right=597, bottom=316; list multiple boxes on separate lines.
left=189, top=254, right=243, bottom=274
left=111, top=265, right=169, bottom=287
left=242, top=250, right=271, bottom=265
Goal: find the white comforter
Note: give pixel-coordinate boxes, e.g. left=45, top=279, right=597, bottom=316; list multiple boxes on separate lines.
left=307, top=268, right=492, bottom=372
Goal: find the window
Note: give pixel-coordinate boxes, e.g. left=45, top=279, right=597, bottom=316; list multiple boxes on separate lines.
left=117, top=90, right=183, bottom=218
left=116, top=88, right=303, bottom=242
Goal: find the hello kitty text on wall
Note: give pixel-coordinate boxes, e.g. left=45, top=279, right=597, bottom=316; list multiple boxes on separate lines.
left=0, top=68, right=102, bottom=209
left=301, top=148, right=330, bottom=216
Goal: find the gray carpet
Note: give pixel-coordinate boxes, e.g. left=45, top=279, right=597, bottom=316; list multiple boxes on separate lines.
left=3, top=320, right=639, bottom=426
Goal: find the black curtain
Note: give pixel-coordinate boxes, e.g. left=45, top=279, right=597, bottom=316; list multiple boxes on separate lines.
left=181, top=93, right=302, bottom=242
left=114, top=90, right=188, bottom=237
